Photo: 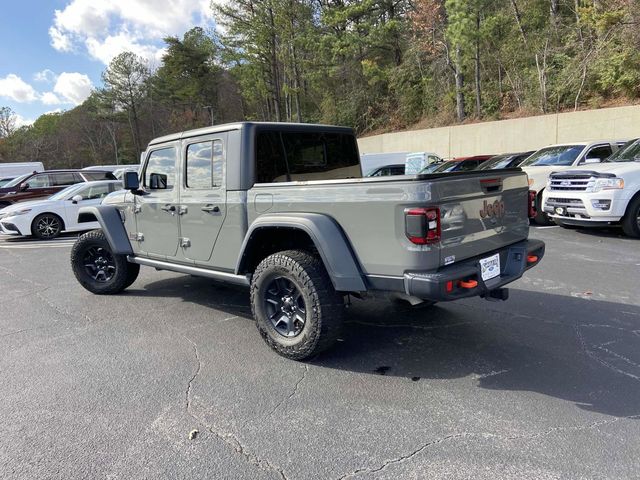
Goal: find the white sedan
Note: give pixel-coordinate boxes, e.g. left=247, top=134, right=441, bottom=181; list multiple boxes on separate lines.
left=0, top=180, right=122, bottom=240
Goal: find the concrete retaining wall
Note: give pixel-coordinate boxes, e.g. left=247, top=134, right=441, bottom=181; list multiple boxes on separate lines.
left=357, top=105, right=640, bottom=158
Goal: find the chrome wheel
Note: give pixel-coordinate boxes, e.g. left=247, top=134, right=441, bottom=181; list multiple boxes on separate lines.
left=264, top=277, right=306, bottom=338
left=36, top=215, right=61, bottom=238
left=83, top=246, right=116, bottom=283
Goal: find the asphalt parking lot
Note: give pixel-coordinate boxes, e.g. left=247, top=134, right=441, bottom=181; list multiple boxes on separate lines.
left=1, top=226, right=639, bottom=480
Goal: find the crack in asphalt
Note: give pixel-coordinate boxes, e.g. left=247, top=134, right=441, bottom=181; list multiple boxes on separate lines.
left=181, top=335, right=288, bottom=480
left=264, top=364, right=309, bottom=420
left=337, top=433, right=468, bottom=479
left=337, top=414, right=640, bottom=479
left=182, top=334, right=202, bottom=418
left=575, top=319, right=640, bottom=381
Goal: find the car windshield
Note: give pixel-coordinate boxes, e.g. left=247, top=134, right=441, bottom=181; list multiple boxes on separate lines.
left=477, top=155, right=511, bottom=170
left=519, top=145, right=584, bottom=167
left=605, top=139, right=640, bottom=162
left=428, top=161, right=458, bottom=173
left=48, top=184, right=85, bottom=201
left=419, top=163, right=443, bottom=174
left=3, top=173, right=32, bottom=188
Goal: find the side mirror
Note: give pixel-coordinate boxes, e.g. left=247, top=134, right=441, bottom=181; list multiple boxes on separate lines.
left=20, top=183, right=29, bottom=191
left=584, top=157, right=601, bottom=164
left=124, top=171, right=140, bottom=190
left=71, top=195, right=83, bottom=204
left=149, top=173, right=167, bottom=190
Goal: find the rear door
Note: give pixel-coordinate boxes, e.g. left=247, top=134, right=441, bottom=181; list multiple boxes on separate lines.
left=179, top=134, right=227, bottom=264
left=135, top=145, right=180, bottom=259
left=436, top=171, right=529, bottom=267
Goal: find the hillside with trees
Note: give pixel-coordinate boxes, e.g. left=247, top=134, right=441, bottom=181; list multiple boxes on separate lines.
left=1, top=0, right=639, bottom=168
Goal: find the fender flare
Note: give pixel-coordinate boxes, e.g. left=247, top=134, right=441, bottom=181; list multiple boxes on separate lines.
left=236, top=213, right=366, bottom=292
left=77, top=205, right=133, bottom=255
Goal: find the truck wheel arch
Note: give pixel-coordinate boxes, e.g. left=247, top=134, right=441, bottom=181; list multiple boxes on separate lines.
left=77, top=205, right=133, bottom=255
left=236, top=213, right=366, bottom=293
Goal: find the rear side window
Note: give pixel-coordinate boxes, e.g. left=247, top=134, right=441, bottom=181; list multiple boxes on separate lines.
left=144, top=148, right=177, bottom=190
left=256, top=131, right=361, bottom=183
left=50, top=172, right=82, bottom=186
left=83, top=171, right=116, bottom=181
left=186, top=140, right=224, bottom=189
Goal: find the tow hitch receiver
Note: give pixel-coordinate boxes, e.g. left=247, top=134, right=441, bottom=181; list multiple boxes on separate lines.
left=483, top=288, right=509, bottom=302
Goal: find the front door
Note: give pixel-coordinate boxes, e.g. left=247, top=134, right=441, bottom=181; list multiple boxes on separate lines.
left=179, top=135, right=227, bottom=264
left=135, top=145, right=180, bottom=259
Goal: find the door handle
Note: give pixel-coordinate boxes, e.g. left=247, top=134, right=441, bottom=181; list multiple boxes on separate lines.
left=201, top=205, right=220, bottom=213
left=161, top=204, right=176, bottom=215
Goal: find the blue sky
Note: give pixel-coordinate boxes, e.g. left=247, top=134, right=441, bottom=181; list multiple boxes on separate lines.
left=0, top=0, right=216, bottom=126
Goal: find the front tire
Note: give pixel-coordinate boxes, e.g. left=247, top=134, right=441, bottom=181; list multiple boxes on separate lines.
left=32, top=213, right=63, bottom=239
left=251, top=250, right=344, bottom=360
left=71, top=229, right=140, bottom=294
left=533, top=192, right=554, bottom=226
left=621, top=196, right=640, bottom=238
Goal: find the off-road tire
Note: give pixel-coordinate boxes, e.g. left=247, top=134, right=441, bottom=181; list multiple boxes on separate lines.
left=31, top=213, right=64, bottom=239
left=71, top=229, right=139, bottom=295
left=533, top=191, right=554, bottom=226
left=621, top=195, right=640, bottom=238
left=251, top=250, right=344, bottom=360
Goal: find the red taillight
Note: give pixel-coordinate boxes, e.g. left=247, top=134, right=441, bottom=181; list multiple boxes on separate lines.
left=528, top=191, right=537, bottom=218
left=528, top=190, right=537, bottom=218
left=405, top=207, right=441, bottom=245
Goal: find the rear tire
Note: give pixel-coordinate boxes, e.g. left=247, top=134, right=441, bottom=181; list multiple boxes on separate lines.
left=71, top=229, right=139, bottom=294
left=32, top=213, right=64, bottom=239
left=251, top=250, right=344, bottom=360
left=621, top=196, right=640, bottom=238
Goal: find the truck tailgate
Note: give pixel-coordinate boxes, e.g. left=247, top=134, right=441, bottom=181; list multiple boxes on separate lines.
left=427, top=170, right=530, bottom=267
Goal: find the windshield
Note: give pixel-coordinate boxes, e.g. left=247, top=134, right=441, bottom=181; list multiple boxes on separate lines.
left=3, top=173, right=32, bottom=188
left=477, top=155, right=511, bottom=170
left=606, top=139, right=640, bottom=162
left=419, top=163, right=442, bottom=174
left=519, top=145, right=584, bottom=167
left=431, top=161, right=459, bottom=173
left=48, top=184, right=85, bottom=201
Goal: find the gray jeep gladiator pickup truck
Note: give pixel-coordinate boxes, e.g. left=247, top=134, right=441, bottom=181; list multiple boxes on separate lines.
left=70, top=122, right=545, bottom=360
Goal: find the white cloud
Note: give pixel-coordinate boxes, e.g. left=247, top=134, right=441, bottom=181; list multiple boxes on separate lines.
left=49, top=26, right=73, bottom=52
left=85, top=31, right=165, bottom=65
left=34, top=69, right=58, bottom=84
left=53, top=72, right=94, bottom=105
left=50, top=0, right=214, bottom=64
left=0, top=74, right=39, bottom=103
left=14, top=114, right=35, bottom=128
left=41, top=92, right=64, bottom=105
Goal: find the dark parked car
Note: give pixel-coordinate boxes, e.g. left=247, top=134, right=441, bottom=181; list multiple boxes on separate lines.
left=0, top=170, right=117, bottom=208
left=421, top=155, right=493, bottom=174
left=366, top=164, right=406, bottom=177
left=477, top=151, right=535, bottom=170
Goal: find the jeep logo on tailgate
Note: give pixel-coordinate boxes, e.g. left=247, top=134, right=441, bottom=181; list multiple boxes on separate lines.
left=480, top=200, right=506, bottom=219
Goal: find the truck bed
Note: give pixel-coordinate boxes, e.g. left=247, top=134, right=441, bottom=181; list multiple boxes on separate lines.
left=242, top=169, right=530, bottom=279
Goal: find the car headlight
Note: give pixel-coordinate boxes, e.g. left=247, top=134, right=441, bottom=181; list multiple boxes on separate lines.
left=11, top=208, right=32, bottom=216
left=586, top=178, right=624, bottom=193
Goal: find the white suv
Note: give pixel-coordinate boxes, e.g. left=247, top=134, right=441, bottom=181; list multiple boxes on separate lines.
left=541, top=139, right=640, bottom=237
left=520, top=141, right=627, bottom=224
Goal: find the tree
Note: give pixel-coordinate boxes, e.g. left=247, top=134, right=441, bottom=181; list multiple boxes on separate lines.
left=101, top=52, right=150, bottom=155
left=0, top=107, right=17, bottom=138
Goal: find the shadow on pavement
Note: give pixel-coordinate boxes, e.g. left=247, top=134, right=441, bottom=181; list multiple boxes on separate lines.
left=127, top=275, right=640, bottom=419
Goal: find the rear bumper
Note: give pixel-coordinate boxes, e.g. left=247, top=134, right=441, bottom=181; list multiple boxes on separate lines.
left=402, top=239, right=545, bottom=301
